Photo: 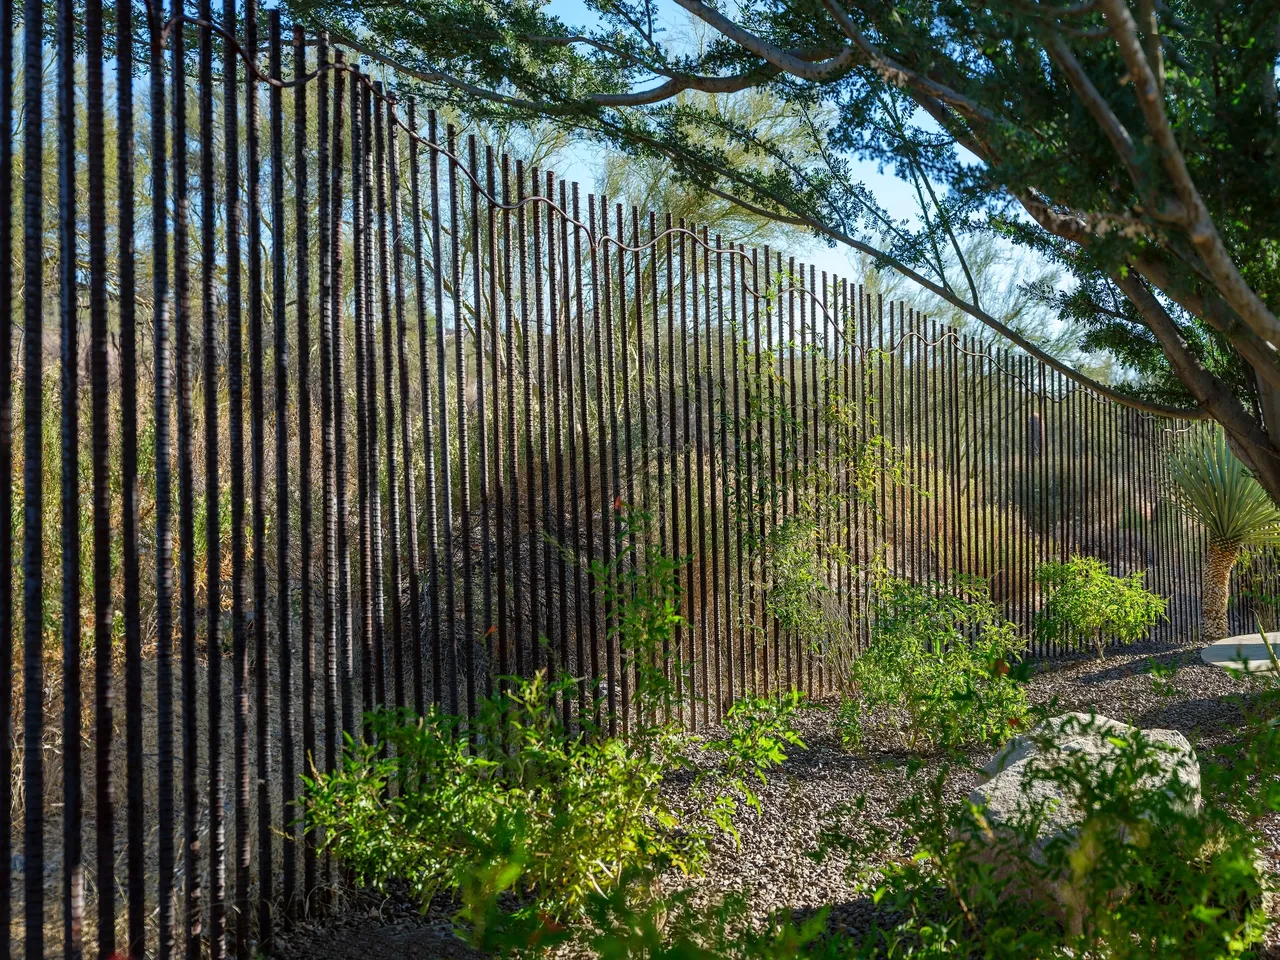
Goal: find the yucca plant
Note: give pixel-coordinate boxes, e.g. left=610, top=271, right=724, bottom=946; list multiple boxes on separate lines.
left=1167, top=427, right=1280, bottom=640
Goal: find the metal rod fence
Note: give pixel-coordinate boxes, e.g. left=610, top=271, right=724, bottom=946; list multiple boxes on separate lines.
left=0, top=11, right=1246, bottom=956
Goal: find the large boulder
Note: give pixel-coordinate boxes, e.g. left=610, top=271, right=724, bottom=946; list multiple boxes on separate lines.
left=973, top=712, right=1200, bottom=845
left=967, top=713, right=1201, bottom=934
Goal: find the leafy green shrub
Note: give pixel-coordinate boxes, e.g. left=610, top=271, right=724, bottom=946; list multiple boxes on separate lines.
left=459, top=861, right=848, bottom=959
left=306, top=512, right=811, bottom=924
left=303, top=671, right=703, bottom=921
left=688, top=691, right=809, bottom=839
left=836, top=577, right=1029, bottom=752
left=763, top=515, right=837, bottom=648
left=820, top=709, right=1280, bottom=958
left=708, top=691, right=807, bottom=792
left=1036, top=556, right=1167, bottom=658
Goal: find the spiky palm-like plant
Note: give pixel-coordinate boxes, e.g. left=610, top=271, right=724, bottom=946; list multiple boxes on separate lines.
left=1168, top=428, right=1280, bottom=640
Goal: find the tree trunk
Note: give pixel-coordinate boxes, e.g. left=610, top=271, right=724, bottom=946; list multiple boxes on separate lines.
left=1202, top=542, right=1241, bottom=641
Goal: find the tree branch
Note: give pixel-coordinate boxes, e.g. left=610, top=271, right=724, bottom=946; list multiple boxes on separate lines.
left=1042, top=31, right=1184, bottom=222
left=1111, top=268, right=1279, bottom=468
left=686, top=176, right=1207, bottom=418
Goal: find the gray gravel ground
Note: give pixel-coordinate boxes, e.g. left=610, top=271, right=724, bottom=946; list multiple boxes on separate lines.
left=277, top=638, right=1279, bottom=958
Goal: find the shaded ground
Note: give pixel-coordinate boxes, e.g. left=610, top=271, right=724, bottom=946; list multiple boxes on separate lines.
left=277, top=639, right=1276, bottom=958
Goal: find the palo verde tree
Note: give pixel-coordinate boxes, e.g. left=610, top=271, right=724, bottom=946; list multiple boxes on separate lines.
left=282, top=0, right=1280, bottom=503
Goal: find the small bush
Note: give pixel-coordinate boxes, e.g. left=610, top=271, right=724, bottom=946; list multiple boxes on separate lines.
left=306, top=512, right=811, bottom=925
left=1036, top=556, right=1167, bottom=658
left=303, top=672, right=703, bottom=921
left=836, top=577, right=1029, bottom=752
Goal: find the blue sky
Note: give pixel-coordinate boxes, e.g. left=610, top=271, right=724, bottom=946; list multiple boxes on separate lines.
left=539, top=0, right=926, bottom=285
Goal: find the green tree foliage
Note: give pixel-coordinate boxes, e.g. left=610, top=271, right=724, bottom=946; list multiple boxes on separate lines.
left=281, top=0, right=1280, bottom=504
left=1035, top=556, right=1167, bottom=657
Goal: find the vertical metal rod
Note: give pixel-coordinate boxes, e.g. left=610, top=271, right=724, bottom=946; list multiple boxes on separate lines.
left=503, top=157, right=523, bottom=684
left=995, top=345, right=1006, bottom=619
left=764, top=251, right=779, bottom=690
left=532, top=172, right=552, bottom=696
left=783, top=252, right=798, bottom=707
left=636, top=207, right=651, bottom=526
left=666, top=216, right=682, bottom=715
left=330, top=55, right=354, bottom=738
left=860, top=293, right=872, bottom=648
left=574, top=187, right=599, bottom=720
left=374, top=91, right=405, bottom=712
left=912, top=312, right=924, bottom=588
left=564, top=188, right=585, bottom=721
left=963, top=335, right=975, bottom=582
left=599, top=197, right=622, bottom=733
left=401, top=108, right=432, bottom=706
left=429, top=114, right=457, bottom=705
left=393, top=109, right=424, bottom=717
left=269, top=13, right=296, bottom=919
left=635, top=206, right=652, bottom=716
left=949, top=329, right=962, bottom=597
left=409, top=105, right=442, bottom=708
left=875, top=294, right=885, bottom=595
left=839, top=280, right=850, bottom=647
left=362, top=83, right=387, bottom=715
left=813, top=270, right=824, bottom=694
left=677, top=222, right=695, bottom=722
left=35, top=0, right=67, bottom=942
left=221, top=0, right=249, bottom=949
left=650, top=213, right=669, bottom=715
left=692, top=229, right=709, bottom=720
left=818, top=272, right=830, bottom=694
left=293, top=23, right=317, bottom=908
left=886, top=300, right=897, bottom=587
left=57, top=0, right=83, bottom=942
left=716, top=238, right=733, bottom=708
left=729, top=245, right=746, bottom=696
left=1040, top=360, right=1050, bottom=650
left=590, top=195, right=614, bottom=725
left=87, top=0, right=115, bottom=948
left=487, top=146, right=506, bottom=701
left=448, top=127, right=476, bottom=718
left=473, top=140, right=493, bottom=701
left=986, top=342, right=996, bottom=607
left=0, top=0, right=12, bottom=939
left=986, top=343, right=996, bottom=616
left=317, top=35, right=338, bottom=894
left=927, top=318, right=939, bottom=592
left=1023, top=355, right=1035, bottom=635
left=149, top=0, right=177, bottom=951
left=171, top=1, right=200, bottom=950
left=1018, top=350, right=1029, bottom=632
left=618, top=205, right=637, bottom=730
left=704, top=229, right=723, bottom=718
left=928, top=315, right=940, bottom=592
left=353, top=74, right=374, bottom=724
left=22, top=0, right=45, bottom=946
left=548, top=177, right=570, bottom=727
left=517, top=163, right=539, bottom=681
left=749, top=249, right=763, bottom=687
left=118, top=0, right=147, bottom=949
left=249, top=4, right=274, bottom=942
left=1058, top=370, right=1067, bottom=573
